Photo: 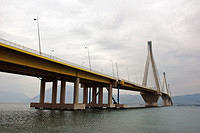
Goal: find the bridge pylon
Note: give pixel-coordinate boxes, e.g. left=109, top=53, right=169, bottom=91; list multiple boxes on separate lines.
left=141, top=41, right=161, bottom=106
left=161, top=72, right=173, bottom=106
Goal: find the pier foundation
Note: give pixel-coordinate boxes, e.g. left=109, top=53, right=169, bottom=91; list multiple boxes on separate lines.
left=141, top=92, right=159, bottom=107
left=98, top=86, right=103, bottom=105
left=60, top=79, right=66, bottom=105
left=108, top=84, right=115, bottom=108
left=161, top=94, right=173, bottom=106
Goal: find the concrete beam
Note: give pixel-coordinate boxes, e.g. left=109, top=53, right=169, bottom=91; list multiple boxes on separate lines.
left=92, top=86, right=97, bottom=104
left=39, top=79, right=46, bottom=104
left=83, top=85, right=88, bottom=104
left=98, top=86, right=103, bottom=105
left=73, top=77, right=80, bottom=104
left=52, top=79, right=58, bottom=104
left=60, top=80, right=66, bottom=105
left=108, top=84, right=115, bottom=108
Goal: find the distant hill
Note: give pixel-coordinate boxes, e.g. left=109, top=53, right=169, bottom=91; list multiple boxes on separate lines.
left=31, top=86, right=200, bottom=106
left=172, top=94, right=200, bottom=106
left=1, top=87, right=200, bottom=106
left=0, top=91, right=30, bottom=103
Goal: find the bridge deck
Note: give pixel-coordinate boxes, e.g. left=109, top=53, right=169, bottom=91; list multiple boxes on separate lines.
left=0, top=38, right=160, bottom=94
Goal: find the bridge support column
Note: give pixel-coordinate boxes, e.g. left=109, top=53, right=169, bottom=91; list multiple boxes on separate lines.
left=52, top=80, right=58, bottom=106
left=161, top=95, right=173, bottom=106
left=141, top=93, right=159, bottom=107
left=108, top=84, right=115, bottom=108
left=30, top=78, right=46, bottom=109
left=92, top=86, right=97, bottom=105
left=83, top=85, right=88, bottom=105
left=73, top=77, right=79, bottom=104
left=60, top=79, right=66, bottom=106
left=73, top=77, right=85, bottom=110
left=98, top=86, right=103, bottom=105
left=39, top=79, right=46, bottom=104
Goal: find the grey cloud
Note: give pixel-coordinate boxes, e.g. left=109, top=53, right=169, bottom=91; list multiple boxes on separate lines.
left=0, top=0, right=200, bottom=97
left=69, top=25, right=92, bottom=39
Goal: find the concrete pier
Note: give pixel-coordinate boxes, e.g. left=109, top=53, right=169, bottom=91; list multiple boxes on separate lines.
left=141, top=93, right=160, bottom=107
left=39, top=79, right=46, bottom=104
left=60, top=79, right=66, bottom=105
left=108, top=84, right=115, bottom=108
left=98, top=86, right=103, bottom=105
left=83, top=85, right=88, bottom=105
left=52, top=80, right=57, bottom=105
left=31, top=77, right=86, bottom=110
left=31, top=78, right=165, bottom=110
left=92, top=86, right=97, bottom=105
left=161, top=94, right=173, bottom=106
left=73, top=77, right=85, bottom=110
left=73, top=77, right=79, bottom=104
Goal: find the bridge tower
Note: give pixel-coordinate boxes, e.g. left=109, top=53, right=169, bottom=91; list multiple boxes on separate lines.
left=161, top=72, right=173, bottom=106
left=141, top=41, right=160, bottom=106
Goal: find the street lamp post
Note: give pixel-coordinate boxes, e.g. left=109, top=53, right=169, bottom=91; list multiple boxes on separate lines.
left=135, top=74, right=138, bottom=84
left=110, top=60, right=115, bottom=78
left=115, top=62, right=120, bottom=104
left=85, top=46, right=92, bottom=71
left=33, top=16, right=42, bottom=55
left=168, top=84, right=172, bottom=96
left=84, top=45, right=92, bottom=104
left=50, top=50, right=54, bottom=58
left=127, top=67, right=130, bottom=81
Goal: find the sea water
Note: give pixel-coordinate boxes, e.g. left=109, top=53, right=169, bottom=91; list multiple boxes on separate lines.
left=0, top=103, right=200, bottom=133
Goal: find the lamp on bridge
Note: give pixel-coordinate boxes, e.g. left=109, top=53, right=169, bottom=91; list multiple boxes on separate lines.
left=33, top=16, right=42, bottom=55
left=84, top=46, right=92, bottom=71
left=84, top=45, right=92, bottom=104
left=50, top=50, right=54, bottom=57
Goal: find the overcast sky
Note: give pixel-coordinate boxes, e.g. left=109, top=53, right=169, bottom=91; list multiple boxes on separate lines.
left=0, top=0, right=199, bottom=98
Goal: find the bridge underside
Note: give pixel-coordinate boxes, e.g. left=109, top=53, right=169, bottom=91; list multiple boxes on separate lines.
left=0, top=61, right=108, bottom=86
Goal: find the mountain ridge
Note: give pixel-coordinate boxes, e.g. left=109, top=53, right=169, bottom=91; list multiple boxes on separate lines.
left=0, top=87, right=200, bottom=106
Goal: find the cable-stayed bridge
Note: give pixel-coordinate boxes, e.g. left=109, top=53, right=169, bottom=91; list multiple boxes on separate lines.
left=0, top=38, right=172, bottom=110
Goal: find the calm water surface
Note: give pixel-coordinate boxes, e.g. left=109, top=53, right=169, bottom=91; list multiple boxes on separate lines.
left=0, top=103, right=200, bottom=133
